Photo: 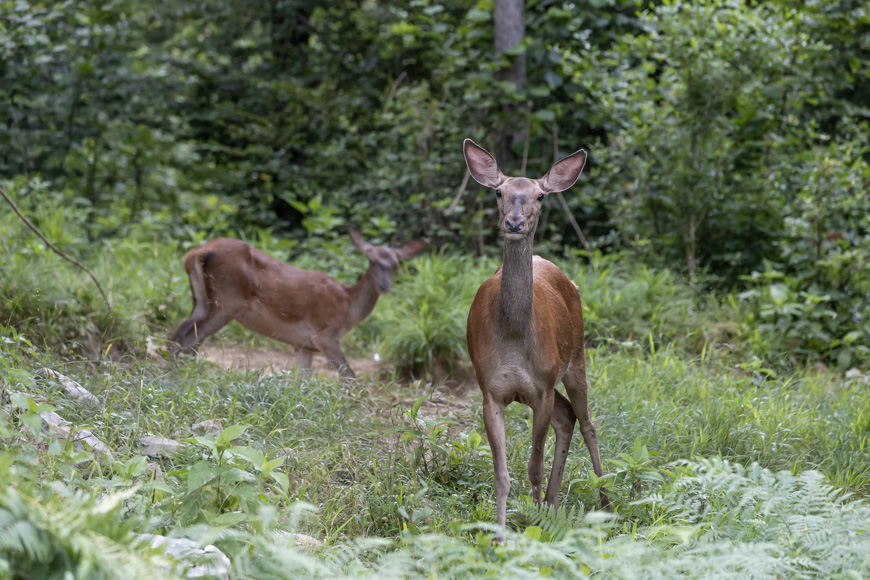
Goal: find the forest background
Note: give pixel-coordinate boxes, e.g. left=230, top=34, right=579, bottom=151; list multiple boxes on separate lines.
left=1, top=0, right=868, bottom=369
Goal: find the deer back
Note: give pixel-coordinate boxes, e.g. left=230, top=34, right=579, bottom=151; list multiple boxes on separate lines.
left=183, top=237, right=352, bottom=329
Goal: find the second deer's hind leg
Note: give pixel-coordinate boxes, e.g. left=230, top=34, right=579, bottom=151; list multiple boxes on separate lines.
left=169, top=305, right=242, bottom=354
left=168, top=299, right=210, bottom=356
left=544, top=390, right=576, bottom=507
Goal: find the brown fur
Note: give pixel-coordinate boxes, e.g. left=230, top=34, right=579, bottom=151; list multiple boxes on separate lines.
left=168, top=231, right=424, bottom=378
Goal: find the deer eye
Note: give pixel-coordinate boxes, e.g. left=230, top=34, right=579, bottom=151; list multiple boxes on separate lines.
left=495, top=189, right=502, bottom=198
left=537, top=193, right=544, bottom=201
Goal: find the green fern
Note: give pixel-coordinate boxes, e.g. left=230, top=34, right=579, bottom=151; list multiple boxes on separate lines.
left=0, top=482, right=183, bottom=580
left=515, top=498, right=587, bottom=542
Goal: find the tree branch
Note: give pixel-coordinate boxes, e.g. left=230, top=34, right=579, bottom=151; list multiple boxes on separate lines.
left=0, top=184, right=113, bottom=314
left=552, top=126, right=590, bottom=251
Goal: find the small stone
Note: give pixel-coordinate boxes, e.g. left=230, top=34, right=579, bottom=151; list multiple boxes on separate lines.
left=41, top=411, right=114, bottom=460
left=138, top=534, right=230, bottom=579
left=191, top=418, right=223, bottom=438
left=146, top=462, right=164, bottom=478
left=35, top=369, right=100, bottom=407
left=139, top=436, right=182, bottom=456
left=274, top=530, right=322, bottom=548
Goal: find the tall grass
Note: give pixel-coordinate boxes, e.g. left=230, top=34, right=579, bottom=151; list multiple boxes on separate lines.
left=1, top=335, right=868, bottom=578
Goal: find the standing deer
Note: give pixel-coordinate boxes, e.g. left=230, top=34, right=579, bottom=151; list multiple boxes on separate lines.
left=463, top=139, right=610, bottom=532
left=168, top=229, right=425, bottom=378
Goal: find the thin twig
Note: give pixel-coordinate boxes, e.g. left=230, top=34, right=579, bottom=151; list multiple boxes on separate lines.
left=551, top=126, right=590, bottom=251
left=520, top=105, right=531, bottom=176
left=0, top=183, right=113, bottom=314
left=556, top=191, right=590, bottom=252
left=445, top=170, right=471, bottom=214
left=382, top=71, right=408, bottom=115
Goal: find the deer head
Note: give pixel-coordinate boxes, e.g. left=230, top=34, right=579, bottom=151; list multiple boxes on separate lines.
left=463, top=139, right=587, bottom=240
left=348, top=228, right=425, bottom=292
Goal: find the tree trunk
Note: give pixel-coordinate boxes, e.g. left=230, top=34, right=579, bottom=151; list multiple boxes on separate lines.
left=494, top=0, right=526, bottom=165
left=494, top=0, right=526, bottom=90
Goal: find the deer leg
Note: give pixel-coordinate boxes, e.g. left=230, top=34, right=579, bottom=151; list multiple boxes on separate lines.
left=168, top=303, right=210, bottom=355
left=294, top=348, right=315, bottom=374
left=563, top=365, right=612, bottom=510
left=311, top=335, right=355, bottom=379
left=481, top=396, right=510, bottom=534
left=170, top=307, right=240, bottom=354
left=544, top=390, right=576, bottom=507
left=528, top=390, right=554, bottom=506
left=168, top=317, right=198, bottom=356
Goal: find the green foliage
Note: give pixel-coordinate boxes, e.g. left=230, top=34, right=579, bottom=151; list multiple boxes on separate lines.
left=572, top=0, right=830, bottom=283
left=175, top=424, right=290, bottom=527
left=388, top=394, right=490, bottom=486
left=564, top=250, right=713, bottom=351
left=738, top=123, right=870, bottom=369
left=366, top=253, right=497, bottom=379
left=0, top=483, right=181, bottom=580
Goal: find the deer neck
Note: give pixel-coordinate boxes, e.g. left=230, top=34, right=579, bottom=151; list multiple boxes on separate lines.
left=346, top=264, right=384, bottom=326
left=497, top=236, right=534, bottom=338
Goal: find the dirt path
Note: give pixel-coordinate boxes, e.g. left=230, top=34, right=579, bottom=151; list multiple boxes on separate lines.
left=200, top=344, right=384, bottom=379
left=199, top=342, right=479, bottom=424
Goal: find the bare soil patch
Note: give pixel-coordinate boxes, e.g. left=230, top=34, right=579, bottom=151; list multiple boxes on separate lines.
left=200, top=344, right=384, bottom=379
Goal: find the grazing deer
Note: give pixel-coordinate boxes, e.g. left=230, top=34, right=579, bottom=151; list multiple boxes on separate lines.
left=463, top=139, right=610, bottom=532
left=168, top=229, right=425, bottom=378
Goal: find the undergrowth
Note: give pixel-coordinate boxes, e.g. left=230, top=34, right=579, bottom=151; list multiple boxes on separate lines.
left=0, top=332, right=868, bottom=577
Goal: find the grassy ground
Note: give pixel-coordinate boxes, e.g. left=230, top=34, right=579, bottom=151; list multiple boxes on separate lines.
left=2, top=335, right=868, bottom=577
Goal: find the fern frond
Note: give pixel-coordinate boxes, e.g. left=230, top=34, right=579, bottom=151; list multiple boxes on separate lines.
left=516, top=498, right=585, bottom=542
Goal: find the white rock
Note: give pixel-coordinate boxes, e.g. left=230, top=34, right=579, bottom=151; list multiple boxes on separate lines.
left=35, top=368, right=100, bottom=407
left=191, top=418, right=223, bottom=437
left=138, top=534, right=231, bottom=580
left=40, top=411, right=114, bottom=460
left=274, top=530, right=322, bottom=548
left=139, top=436, right=182, bottom=456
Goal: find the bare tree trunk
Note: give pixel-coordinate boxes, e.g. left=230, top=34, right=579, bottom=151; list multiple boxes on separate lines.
left=494, top=0, right=526, bottom=165
left=494, top=0, right=526, bottom=90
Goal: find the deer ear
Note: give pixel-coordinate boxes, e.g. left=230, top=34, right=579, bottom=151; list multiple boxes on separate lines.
left=539, top=149, right=587, bottom=193
left=348, top=228, right=373, bottom=253
left=395, top=240, right=426, bottom=260
left=463, top=139, right=506, bottom=189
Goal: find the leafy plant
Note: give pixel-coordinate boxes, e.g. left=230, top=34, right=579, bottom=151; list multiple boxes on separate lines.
left=175, top=425, right=289, bottom=526
left=389, top=394, right=490, bottom=485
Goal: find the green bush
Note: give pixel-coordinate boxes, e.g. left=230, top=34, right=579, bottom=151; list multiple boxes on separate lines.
left=364, top=253, right=498, bottom=380
left=563, top=251, right=713, bottom=352
left=737, top=125, right=870, bottom=370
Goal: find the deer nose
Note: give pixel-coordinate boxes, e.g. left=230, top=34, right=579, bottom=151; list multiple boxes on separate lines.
left=505, top=217, right=525, bottom=233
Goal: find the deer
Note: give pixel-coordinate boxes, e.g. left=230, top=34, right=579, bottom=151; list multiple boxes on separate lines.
left=168, top=229, right=425, bottom=378
left=463, top=138, right=611, bottom=534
